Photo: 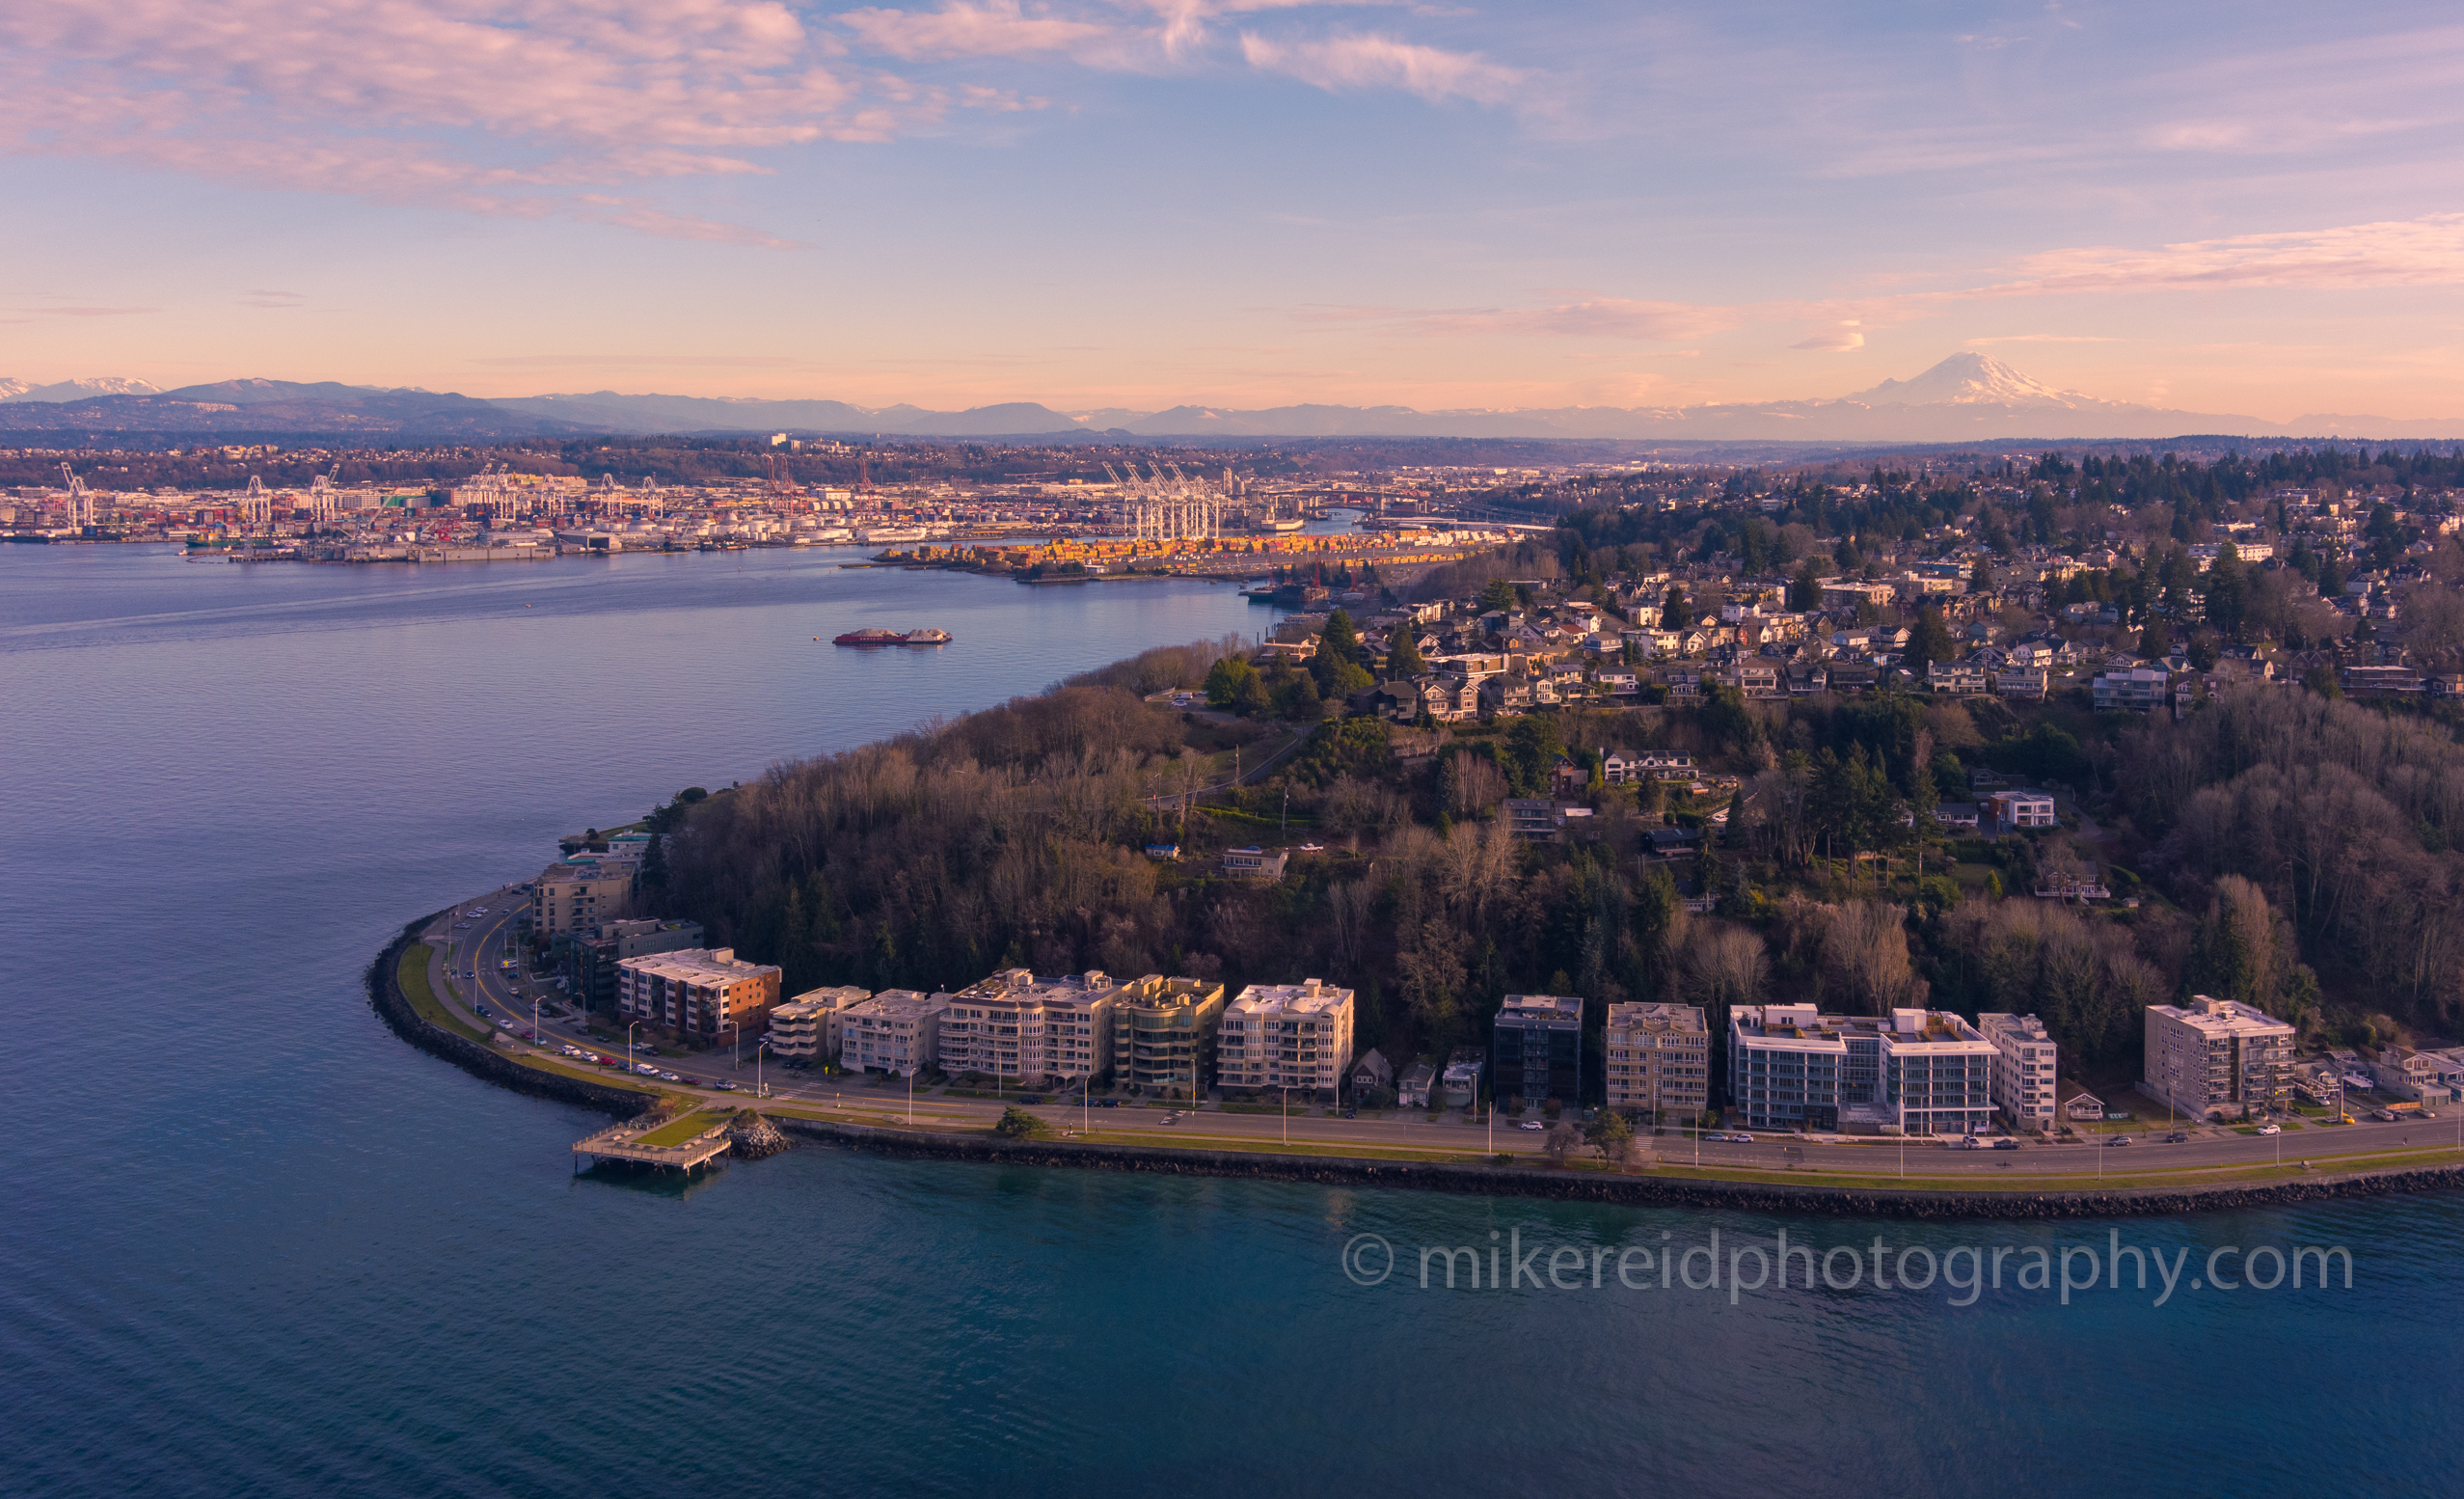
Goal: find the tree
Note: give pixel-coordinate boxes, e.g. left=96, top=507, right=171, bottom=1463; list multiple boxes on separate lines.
left=1385, top=627, right=1426, bottom=679
left=1543, top=1120, right=1583, bottom=1164
left=1660, top=586, right=1692, bottom=630
left=1969, top=557, right=1996, bottom=594
left=1205, top=654, right=1257, bottom=708
left=1273, top=668, right=1323, bottom=721
left=1905, top=606, right=1955, bottom=676
left=1232, top=669, right=1272, bottom=717
left=1586, top=1106, right=1635, bottom=1165
left=1478, top=579, right=1518, bottom=614
left=992, top=1105, right=1047, bottom=1139
left=2138, top=617, right=2171, bottom=661
left=1319, top=609, right=1361, bottom=666
left=1788, top=561, right=1822, bottom=613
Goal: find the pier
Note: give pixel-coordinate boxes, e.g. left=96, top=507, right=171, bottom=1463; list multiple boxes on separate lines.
left=573, top=1112, right=734, bottom=1173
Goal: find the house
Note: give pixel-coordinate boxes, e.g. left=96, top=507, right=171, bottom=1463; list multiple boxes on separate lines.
left=1994, top=667, right=2050, bottom=699
left=1222, top=847, right=1289, bottom=881
left=2062, top=1086, right=2107, bottom=1122
left=1987, top=788, right=2056, bottom=832
left=1397, top=1060, right=1439, bottom=1108
left=1934, top=803, right=1980, bottom=832
left=1442, top=1049, right=1486, bottom=1107
left=1928, top=659, right=1990, bottom=695
left=2093, top=667, right=2173, bottom=712
left=1350, top=1047, right=1394, bottom=1099
left=1504, top=798, right=1563, bottom=841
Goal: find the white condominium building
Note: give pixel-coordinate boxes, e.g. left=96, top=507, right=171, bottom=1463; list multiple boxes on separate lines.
left=768, top=985, right=871, bottom=1061
left=1977, top=1012, right=2060, bottom=1132
left=1605, top=1002, right=1709, bottom=1122
left=2143, top=995, right=2295, bottom=1120
left=939, top=968, right=1120, bottom=1086
left=840, top=989, right=950, bottom=1077
left=1217, top=979, right=1354, bottom=1101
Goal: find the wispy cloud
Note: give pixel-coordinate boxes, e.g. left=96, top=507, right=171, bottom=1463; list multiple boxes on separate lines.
left=1238, top=30, right=1527, bottom=106
left=1297, top=295, right=1733, bottom=341
left=41, top=306, right=161, bottom=317
left=1792, top=322, right=1864, bottom=352
left=1973, top=213, right=2464, bottom=296
left=838, top=1, right=1116, bottom=62
left=0, top=0, right=907, bottom=243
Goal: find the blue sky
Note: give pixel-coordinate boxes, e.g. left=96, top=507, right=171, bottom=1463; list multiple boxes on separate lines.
left=5, top=1, right=2461, bottom=418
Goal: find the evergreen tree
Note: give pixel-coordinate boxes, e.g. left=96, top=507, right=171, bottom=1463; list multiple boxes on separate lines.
left=1788, top=560, right=1822, bottom=613
left=1385, top=627, right=1426, bottom=679
left=1318, top=609, right=1360, bottom=666
left=1904, top=606, right=1955, bottom=675
left=1660, top=586, right=1692, bottom=630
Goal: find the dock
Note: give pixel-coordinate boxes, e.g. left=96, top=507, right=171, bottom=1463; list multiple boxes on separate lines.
left=573, top=1113, right=734, bottom=1173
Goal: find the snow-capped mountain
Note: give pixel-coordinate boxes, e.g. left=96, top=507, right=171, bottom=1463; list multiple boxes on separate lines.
left=0, top=376, right=165, bottom=402
left=1849, top=352, right=2086, bottom=408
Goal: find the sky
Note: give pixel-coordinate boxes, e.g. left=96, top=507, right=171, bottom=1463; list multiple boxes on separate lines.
left=4, top=0, right=2463, bottom=420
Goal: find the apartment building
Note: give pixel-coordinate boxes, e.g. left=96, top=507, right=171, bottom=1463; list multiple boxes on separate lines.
left=940, top=968, right=1120, bottom=1087
left=1987, top=788, right=2057, bottom=832
left=1108, top=974, right=1227, bottom=1101
left=841, top=989, right=951, bottom=1077
left=1977, top=1012, right=2060, bottom=1133
left=2143, top=995, right=2296, bottom=1120
left=1728, top=1005, right=1997, bottom=1135
left=1217, top=979, right=1354, bottom=1101
left=2093, top=667, right=2173, bottom=712
left=767, top=985, right=871, bottom=1062
left=614, top=947, right=782, bottom=1045
left=1493, top=994, right=1584, bottom=1104
left=1604, top=1001, right=1709, bottom=1123
left=563, top=918, right=703, bottom=1012
left=531, top=854, right=639, bottom=938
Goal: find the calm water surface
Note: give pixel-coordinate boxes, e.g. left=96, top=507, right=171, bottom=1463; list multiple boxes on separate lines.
left=4, top=543, right=2458, bottom=1498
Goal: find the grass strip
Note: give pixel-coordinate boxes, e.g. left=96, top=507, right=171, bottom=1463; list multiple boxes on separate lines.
left=398, top=944, right=491, bottom=1043
left=637, top=1111, right=727, bottom=1148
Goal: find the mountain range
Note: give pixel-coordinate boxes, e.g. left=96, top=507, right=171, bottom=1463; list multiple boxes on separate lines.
left=2, top=356, right=2457, bottom=443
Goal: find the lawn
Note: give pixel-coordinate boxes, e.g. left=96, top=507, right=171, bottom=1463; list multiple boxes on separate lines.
left=397, top=944, right=490, bottom=1043
left=637, top=1111, right=727, bottom=1148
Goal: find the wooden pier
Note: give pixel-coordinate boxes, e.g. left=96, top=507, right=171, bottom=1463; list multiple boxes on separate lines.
left=573, top=1113, right=734, bottom=1173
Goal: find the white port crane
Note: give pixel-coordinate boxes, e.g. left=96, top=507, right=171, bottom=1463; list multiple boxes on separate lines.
left=59, top=462, right=95, bottom=529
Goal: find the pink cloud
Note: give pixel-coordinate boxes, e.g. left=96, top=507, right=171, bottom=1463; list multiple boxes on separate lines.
left=1238, top=30, right=1525, bottom=106
left=1299, top=296, right=1734, bottom=341
left=0, top=0, right=910, bottom=243
left=1973, top=213, right=2464, bottom=296
left=838, top=1, right=1114, bottom=62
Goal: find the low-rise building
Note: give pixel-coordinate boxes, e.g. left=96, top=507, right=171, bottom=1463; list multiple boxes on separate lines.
left=1604, top=1001, right=1709, bottom=1123
left=2368, top=1047, right=2464, bottom=1106
left=1217, top=979, right=1354, bottom=1100
left=2142, top=995, right=2296, bottom=1120
left=840, top=989, right=950, bottom=1076
left=1493, top=994, right=1584, bottom=1104
left=614, top=946, right=783, bottom=1046
left=1977, top=1012, right=2059, bottom=1133
left=941, top=968, right=1122, bottom=1088
left=1108, top=973, right=1227, bottom=1101
left=768, top=984, right=870, bottom=1062
left=1397, top=1060, right=1439, bottom=1108
left=1728, top=1004, right=1997, bottom=1135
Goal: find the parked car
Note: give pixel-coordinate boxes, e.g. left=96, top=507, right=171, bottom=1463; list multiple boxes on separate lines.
left=1098, top=1099, right=1120, bottom=1108
left=1519, top=1120, right=1546, bottom=1131
left=1991, top=1138, right=2019, bottom=1151
left=1956, top=1136, right=1985, bottom=1150
left=2166, top=1131, right=2189, bottom=1143
left=2105, top=1135, right=2131, bottom=1147
left=715, top=1079, right=737, bottom=1091
left=2257, top=1123, right=2282, bottom=1135
left=658, top=1071, right=682, bottom=1082
left=1018, top=1095, right=1042, bottom=1105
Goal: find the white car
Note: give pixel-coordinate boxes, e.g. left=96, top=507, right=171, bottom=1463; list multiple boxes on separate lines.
left=1518, top=1120, right=1546, bottom=1131
left=659, top=1071, right=682, bottom=1082
left=2257, top=1123, right=2282, bottom=1135
left=635, top=1063, right=660, bottom=1076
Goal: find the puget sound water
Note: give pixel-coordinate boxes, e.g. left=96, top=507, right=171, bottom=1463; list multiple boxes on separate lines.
left=5, top=541, right=2461, bottom=1498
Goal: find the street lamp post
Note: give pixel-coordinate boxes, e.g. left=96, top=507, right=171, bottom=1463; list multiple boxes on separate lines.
left=626, top=1022, right=642, bottom=1077
left=1282, top=1085, right=1289, bottom=1145
left=722, top=1019, right=742, bottom=1070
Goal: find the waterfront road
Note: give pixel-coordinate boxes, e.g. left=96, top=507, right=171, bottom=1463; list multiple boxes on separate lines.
left=414, top=898, right=2464, bottom=1182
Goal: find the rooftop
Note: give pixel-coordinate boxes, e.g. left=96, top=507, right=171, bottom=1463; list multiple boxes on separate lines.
left=617, top=947, right=777, bottom=984
left=2150, top=995, right=2296, bottom=1036
left=1229, top=979, right=1353, bottom=1017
